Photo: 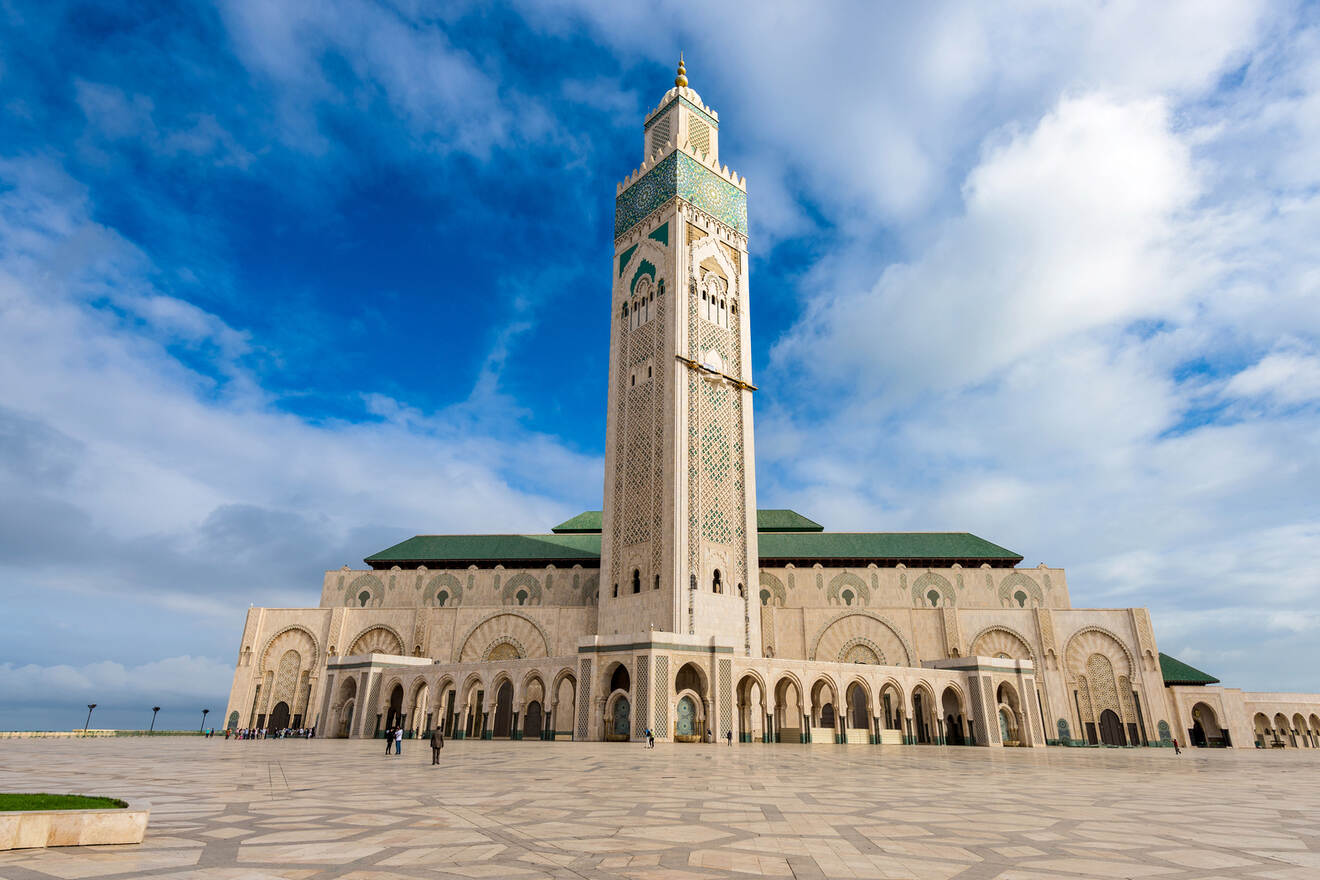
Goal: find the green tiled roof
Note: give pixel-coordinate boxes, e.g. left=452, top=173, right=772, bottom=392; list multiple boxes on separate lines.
left=1159, top=652, right=1221, bottom=686
left=757, top=531, right=1021, bottom=565
left=550, top=512, right=604, bottom=534
left=551, top=509, right=825, bottom=534
left=366, top=534, right=601, bottom=566
left=756, top=510, right=824, bottom=532
left=368, top=525, right=1020, bottom=568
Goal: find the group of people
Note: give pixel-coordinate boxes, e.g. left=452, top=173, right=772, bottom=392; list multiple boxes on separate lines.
left=225, top=726, right=315, bottom=740
left=382, top=725, right=447, bottom=765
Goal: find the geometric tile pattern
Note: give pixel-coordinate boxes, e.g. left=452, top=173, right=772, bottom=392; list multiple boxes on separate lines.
left=3, top=738, right=1319, bottom=880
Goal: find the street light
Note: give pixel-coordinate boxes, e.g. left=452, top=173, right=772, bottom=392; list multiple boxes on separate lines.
left=150, top=706, right=161, bottom=734
left=200, top=708, right=210, bottom=734
left=84, top=704, right=97, bottom=734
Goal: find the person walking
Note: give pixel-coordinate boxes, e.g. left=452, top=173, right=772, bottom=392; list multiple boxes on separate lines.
left=394, top=725, right=403, bottom=755
left=1173, top=738, right=1182, bottom=755
left=647, top=729, right=655, bottom=749
left=430, top=726, right=445, bottom=764
left=726, top=730, right=733, bottom=746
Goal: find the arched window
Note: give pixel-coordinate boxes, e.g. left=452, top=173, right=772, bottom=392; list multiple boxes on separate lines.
left=759, top=589, right=770, bottom=605
left=632, top=569, right=641, bottom=594
left=842, top=589, right=854, bottom=606
left=612, top=583, right=619, bottom=598
left=654, top=574, right=660, bottom=591
left=358, top=591, right=370, bottom=607
left=622, top=303, right=628, bottom=318
left=516, top=589, right=528, bottom=606
left=712, top=569, right=722, bottom=594
left=437, top=590, right=448, bottom=607
left=737, top=583, right=745, bottom=599
left=658, top=279, right=665, bottom=296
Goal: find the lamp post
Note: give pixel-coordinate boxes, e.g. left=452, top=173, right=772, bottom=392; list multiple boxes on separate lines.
left=150, top=706, right=160, bottom=734
left=84, top=704, right=97, bottom=735
left=200, top=708, right=209, bottom=734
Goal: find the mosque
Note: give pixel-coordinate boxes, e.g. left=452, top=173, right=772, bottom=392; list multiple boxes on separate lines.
left=224, top=59, right=1320, bottom=752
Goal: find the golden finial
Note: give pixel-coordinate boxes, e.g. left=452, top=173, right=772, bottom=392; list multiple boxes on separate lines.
left=675, top=52, right=688, bottom=88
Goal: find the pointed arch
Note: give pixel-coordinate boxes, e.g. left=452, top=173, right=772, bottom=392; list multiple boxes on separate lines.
left=808, top=611, right=914, bottom=665
left=347, top=625, right=405, bottom=657
left=457, top=611, right=550, bottom=662
left=969, top=625, right=1036, bottom=664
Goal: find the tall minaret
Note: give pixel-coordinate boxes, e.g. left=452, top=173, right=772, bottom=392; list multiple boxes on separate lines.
left=598, top=57, right=760, bottom=655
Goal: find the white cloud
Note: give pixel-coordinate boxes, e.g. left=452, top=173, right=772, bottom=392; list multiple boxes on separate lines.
left=1224, top=349, right=1320, bottom=406
left=0, top=156, right=600, bottom=676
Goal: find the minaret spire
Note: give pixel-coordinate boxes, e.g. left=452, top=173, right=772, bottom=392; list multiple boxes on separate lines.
left=675, top=53, right=688, bottom=88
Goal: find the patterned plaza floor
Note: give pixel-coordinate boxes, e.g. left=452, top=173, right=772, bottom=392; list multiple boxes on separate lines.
left=1, top=737, right=1318, bottom=879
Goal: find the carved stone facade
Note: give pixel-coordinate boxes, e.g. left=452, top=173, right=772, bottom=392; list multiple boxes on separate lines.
left=223, top=61, right=1320, bottom=752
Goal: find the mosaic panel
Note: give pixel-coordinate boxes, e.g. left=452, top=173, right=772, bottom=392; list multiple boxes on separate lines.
left=616, top=153, right=678, bottom=238
left=634, top=655, right=650, bottom=739
left=719, top=658, right=733, bottom=739
left=576, top=658, right=592, bottom=740
left=654, top=655, right=669, bottom=735
left=981, top=676, right=999, bottom=745
left=622, top=381, right=653, bottom=545
left=617, top=152, right=746, bottom=239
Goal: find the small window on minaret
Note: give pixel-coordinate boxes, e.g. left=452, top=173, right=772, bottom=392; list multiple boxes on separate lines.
left=647, top=365, right=652, bottom=378
left=613, top=583, right=619, bottom=598
left=631, top=374, right=635, bottom=387
left=712, top=569, right=722, bottom=594
left=654, top=574, right=660, bottom=590
left=632, top=569, right=641, bottom=594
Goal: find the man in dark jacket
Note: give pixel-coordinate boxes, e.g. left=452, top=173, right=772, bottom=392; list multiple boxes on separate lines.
left=430, top=727, right=445, bottom=765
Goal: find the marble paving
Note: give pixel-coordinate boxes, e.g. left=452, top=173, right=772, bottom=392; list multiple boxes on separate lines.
left=1, top=738, right=1318, bottom=879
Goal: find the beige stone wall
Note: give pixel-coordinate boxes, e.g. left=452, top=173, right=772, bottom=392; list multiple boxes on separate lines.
left=758, top=565, right=1069, bottom=610
left=319, top=566, right=600, bottom=610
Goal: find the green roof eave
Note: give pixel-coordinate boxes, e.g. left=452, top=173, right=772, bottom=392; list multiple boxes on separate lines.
left=757, top=531, right=1022, bottom=565
left=1159, top=652, right=1221, bottom=686
left=366, top=533, right=602, bottom=567
left=550, top=511, right=604, bottom=533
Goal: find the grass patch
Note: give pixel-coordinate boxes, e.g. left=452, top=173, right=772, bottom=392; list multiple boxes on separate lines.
left=0, top=793, right=128, bottom=811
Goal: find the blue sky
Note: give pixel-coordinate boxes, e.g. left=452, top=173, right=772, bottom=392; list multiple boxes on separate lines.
left=2, top=1, right=1318, bottom=731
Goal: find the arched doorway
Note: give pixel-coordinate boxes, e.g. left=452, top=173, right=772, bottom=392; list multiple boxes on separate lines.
left=845, top=681, right=869, bottom=744
left=774, top=677, right=804, bottom=743
left=941, top=687, right=966, bottom=745
left=1098, top=709, right=1125, bottom=746
left=493, top=680, right=514, bottom=738
left=551, top=671, right=576, bottom=742
left=912, top=685, right=936, bottom=744
left=1293, top=714, right=1309, bottom=748
left=335, top=677, right=357, bottom=738
left=810, top=679, right=838, bottom=743
left=674, top=662, right=708, bottom=742
left=737, top=675, right=765, bottom=743
left=1190, top=702, right=1222, bottom=747
left=525, top=700, right=543, bottom=739
left=269, top=701, right=290, bottom=731
left=1254, top=712, right=1272, bottom=748
left=410, top=682, right=430, bottom=735
left=1275, top=713, right=1293, bottom=747
left=386, top=684, right=404, bottom=730
left=995, top=683, right=1023, bottom=746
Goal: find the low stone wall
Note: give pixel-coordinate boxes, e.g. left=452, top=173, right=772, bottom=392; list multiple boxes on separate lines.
left=0, top=800, right=149, bottom=850
left=0, top=731, right=202, bottom=739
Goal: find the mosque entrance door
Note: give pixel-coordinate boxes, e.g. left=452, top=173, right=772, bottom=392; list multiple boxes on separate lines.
left=676, top=696, right=696, bottom=738
left=525, top=700, right=543, bottom=739
left=612, top=697, right=630, bottom=738
left=1098, top=709, right=1126, bottom=746
left=493, top=681, right=514, bottom=738
left=269, top=701, right=290, bottom=732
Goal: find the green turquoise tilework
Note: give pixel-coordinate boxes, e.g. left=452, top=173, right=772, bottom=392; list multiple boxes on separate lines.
left=630, top=259, right=656, bottom=293
left=618, top=244, right=638, bottom=277
left=648, top=222, right=669, bottom=246
left=615, top=152, right=746, bottom=238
